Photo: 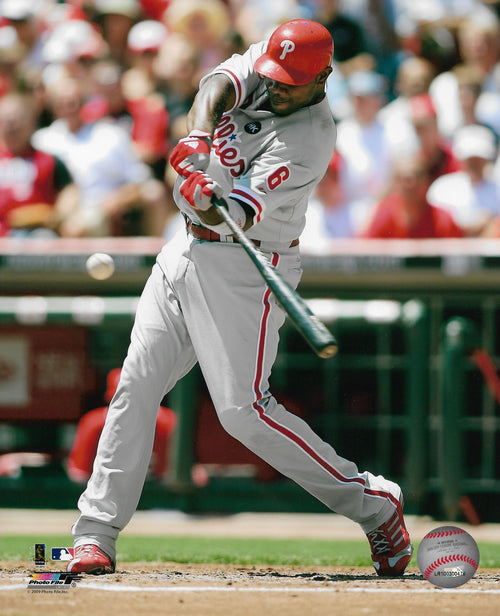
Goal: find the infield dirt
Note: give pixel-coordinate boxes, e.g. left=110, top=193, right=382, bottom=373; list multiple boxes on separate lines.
left=1, top=510, right=499, bottom=616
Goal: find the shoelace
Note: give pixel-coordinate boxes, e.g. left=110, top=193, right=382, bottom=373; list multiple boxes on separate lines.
left=367, top=529, right=391, bottom=554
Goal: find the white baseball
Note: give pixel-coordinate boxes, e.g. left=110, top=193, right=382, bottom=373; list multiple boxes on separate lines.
left=417, top=525, right=480, bottom=588
left=86, top=253, right=115, bottom=280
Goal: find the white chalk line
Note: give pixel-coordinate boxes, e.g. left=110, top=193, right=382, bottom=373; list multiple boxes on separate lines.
left=2, top=583, right=500, bottom=594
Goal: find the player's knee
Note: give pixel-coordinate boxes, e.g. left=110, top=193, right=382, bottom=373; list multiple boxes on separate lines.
left=216, top=405, right=254, bottom=443
left=217, top=408, right=241, bottom=439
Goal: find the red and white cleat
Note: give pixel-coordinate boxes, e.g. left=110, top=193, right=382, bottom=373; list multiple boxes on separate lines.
left=366, top=499, right=413, bottom=577
left=66, top=544, right=115, bottom=575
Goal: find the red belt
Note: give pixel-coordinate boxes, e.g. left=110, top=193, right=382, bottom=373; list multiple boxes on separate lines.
left=186, top=219, right=299, bottom=248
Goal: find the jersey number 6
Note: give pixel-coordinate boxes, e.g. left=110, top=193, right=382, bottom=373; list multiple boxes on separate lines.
left=268, top=166, right=290, bottom=190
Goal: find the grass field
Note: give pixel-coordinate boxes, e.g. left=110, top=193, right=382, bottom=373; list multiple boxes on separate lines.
left=2, top=534, right=500, bottom=568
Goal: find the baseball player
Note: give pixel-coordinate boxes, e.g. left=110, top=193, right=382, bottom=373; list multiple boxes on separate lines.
left=67, top=19, right=413, bottom=577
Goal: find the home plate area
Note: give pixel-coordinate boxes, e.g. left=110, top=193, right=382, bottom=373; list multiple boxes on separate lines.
left=2, top=562, right=500, bottom=616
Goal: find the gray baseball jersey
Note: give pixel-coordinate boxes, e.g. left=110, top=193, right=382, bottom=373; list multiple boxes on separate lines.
left=71, top=41, right=404, bottom=562
left=174, top=41, right=337, bottom=245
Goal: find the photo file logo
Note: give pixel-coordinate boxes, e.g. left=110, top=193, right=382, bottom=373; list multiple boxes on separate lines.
left=27, top=572, right=82, bottom=588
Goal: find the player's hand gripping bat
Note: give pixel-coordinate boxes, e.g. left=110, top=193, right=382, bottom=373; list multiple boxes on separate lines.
left=211, top=196, right=338, bottom=359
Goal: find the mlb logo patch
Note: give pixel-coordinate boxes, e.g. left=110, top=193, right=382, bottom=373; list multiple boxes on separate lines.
left=51, top=547, right=74, bottom=561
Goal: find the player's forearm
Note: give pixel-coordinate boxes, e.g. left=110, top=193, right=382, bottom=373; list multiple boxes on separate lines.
left=197, top=198, right=255, bottom=231
left=182, top=74, right=254, bottom=231
left=196, top=207, right=225, bottom=226
left=186, top=74, right=236, bottom=137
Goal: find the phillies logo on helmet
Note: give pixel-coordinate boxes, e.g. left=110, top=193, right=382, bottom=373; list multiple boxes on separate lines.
left=279, top=40, right=295, bottom=60
left=254, top=19, right=333, bottom=86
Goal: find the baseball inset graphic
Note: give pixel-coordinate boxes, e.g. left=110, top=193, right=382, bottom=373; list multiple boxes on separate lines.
left=417, top=525, right=480, bottom=588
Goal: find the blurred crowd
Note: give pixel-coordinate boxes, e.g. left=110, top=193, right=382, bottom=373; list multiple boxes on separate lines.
left=1, top=0, right=500, bottom=244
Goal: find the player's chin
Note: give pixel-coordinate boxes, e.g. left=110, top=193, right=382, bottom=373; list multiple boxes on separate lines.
left=269, top=99, right=295, bottom=116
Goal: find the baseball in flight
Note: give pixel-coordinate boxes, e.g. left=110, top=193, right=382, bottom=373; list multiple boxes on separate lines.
left=86, top=253, right=115, bottom=280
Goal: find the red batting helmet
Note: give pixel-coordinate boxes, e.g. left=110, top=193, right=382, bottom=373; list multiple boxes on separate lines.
left=254, top=19, right=333, bottom=86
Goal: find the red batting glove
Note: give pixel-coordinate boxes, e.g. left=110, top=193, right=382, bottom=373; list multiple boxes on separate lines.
left=180, top=171, right=222, bottom=211
left=169, top=129, right=212, bottom=177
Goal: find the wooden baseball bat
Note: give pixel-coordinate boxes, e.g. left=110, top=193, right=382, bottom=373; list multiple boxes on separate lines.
left=211, top=197, right=338, bottom=359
